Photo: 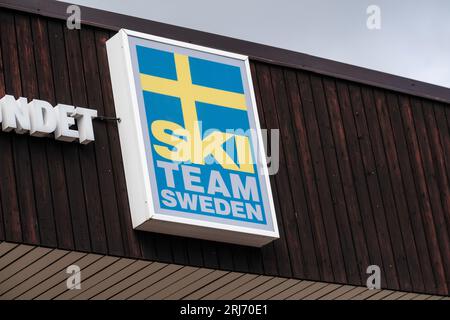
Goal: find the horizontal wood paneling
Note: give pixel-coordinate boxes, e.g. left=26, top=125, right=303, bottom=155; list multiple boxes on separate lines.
left=0, top=9, right=448, bottom=296
left=0, top=242, right=447, bottom=300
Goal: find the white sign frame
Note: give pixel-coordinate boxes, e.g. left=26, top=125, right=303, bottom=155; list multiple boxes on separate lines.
left=106, top=29, right=279, bottom=247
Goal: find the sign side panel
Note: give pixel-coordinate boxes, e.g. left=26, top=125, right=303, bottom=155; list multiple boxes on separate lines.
left=106, top=31, right=154, bottom=228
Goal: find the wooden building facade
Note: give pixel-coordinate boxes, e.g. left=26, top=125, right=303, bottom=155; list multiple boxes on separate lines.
left=0, top=0, right=449, bottom=298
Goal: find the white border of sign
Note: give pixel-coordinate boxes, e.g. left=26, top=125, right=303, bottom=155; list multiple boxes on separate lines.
left=106, top=29, right=279, bottom=247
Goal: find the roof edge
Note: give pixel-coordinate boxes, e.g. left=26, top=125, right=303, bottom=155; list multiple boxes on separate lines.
left=1, top=0, right=449, bottom=104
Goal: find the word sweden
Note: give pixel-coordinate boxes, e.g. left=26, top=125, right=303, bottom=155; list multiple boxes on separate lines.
left=158, top=160, right=263, bottom=223
left=0, top=95, right=97, bottom=144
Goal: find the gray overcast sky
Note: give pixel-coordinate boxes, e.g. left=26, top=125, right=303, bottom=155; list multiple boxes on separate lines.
left=63, top=0, right=450, bottom=88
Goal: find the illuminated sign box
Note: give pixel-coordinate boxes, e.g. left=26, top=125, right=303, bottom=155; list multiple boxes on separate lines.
left=107, top=29, right=279, bottom=247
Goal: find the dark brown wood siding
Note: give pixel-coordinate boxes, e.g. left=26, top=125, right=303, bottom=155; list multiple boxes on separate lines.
left=0, top=8, right=448, bottom=296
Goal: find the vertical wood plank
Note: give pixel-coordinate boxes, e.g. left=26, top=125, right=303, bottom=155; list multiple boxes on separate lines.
left=0, top=12, right=5, bottom=240
left=348, top=83, right=399, bottom=290
left=16, top=13, right=58, bottom=247
left=169, top=236, right=188, bottom=265
left=0, top=10, right=22, bottom=243
left=373, top=88, right=424, bottom=292
left=0, top=59, right=4, bottom=241
left=150, top=234, right=173, bottom=263
left=270, top=66, right=315, bottom=279
left=47, top=20, right=91, bottom=252
left=283, top=69, right=320, bottom=280
left=422, top=100, right=450, bottom=236
left=256, top=62, right=297, bottom=278
left=94, top=30, right=142, bottom=257
left=301, top=72, right=348, bottom=283
left=335, top=80, right=386, bottom=282
left=0, top=11, right=39, bottom=244
left=295, top=70, right=334, bottom=282
left=361, top=86, right=412, bottom=291
left=137, top=232, right=156, bottom=261
left=347, top=84, right=399, bottom=288
left=0, top=200, right=3, bottom=241
left=63, top=26, right=107, bottom=254
left=386, top=92, right=435, bottom=293
left=408, top=97, right=450, bottom=292
left=249, top=61, right=278, bottom=276
left=79, top=26, right=124, bottom=256
left=398, top=95, right=448, bottom=295
left=323, top=77, right=369, bottom=284
left=201, top=241, right=219, bottom=270
left=31, top=16, right=75, bottom=250
left=434, top=103, right=450, bottom=197
left=246, top=246, right=264, bottom=274
left=215, top=242, right=235, bottom=271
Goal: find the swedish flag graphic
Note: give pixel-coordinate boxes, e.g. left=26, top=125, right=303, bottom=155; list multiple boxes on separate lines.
left=135, top=44, right=266, bottom=225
